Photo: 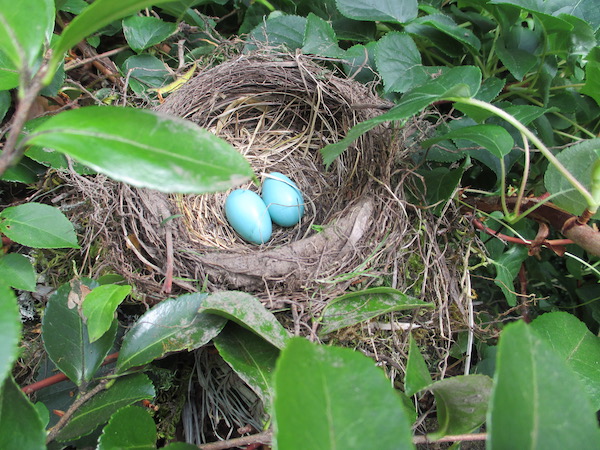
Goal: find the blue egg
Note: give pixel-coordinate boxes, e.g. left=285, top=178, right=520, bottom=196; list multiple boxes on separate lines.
left=261, top=172, right=305, bottom=227
left=225, top=190, right=272, bottom=245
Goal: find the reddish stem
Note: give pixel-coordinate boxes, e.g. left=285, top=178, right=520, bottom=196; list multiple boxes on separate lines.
left=471, top=216, right=573, bottom=248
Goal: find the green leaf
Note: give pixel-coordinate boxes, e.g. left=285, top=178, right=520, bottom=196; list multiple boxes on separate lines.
left=245, top=14, right=307, bottom=52
left=530, top=311, right=600, bottom=411
left=97, top=405, right=156, bottom=450
left=488, top=320, right=600, bottom=449
left=122, top=54, right=169, bottom=95
left=56, top=373, right=155, bottom=442
left=122, top=15, right=177, bottom=53
left=0, top=284, right=21, bottom=387
left=0, top=0, right=54, bottom=70
left=581, top=47, right=600, bottom=107
left=409, top=14, right=481, bottom=52
left=0, top=253, right=36, bottom=291
left=27, top=106, right=254, bottom=194
left=321, top=65, right=481, bottom=166
left=0, top=156, right=45, bottom=184
left=42, top=280, right=117, bottom=386
left=375, top=31, right=444, bottom=94
left=0, top=49, right=19, bottom=90
left=48, top=0, right=180, bottom=81
left=423, top=124, right=514, bottom=159
left=494, top=26, right=540, bottom=81
left=0, top=376, right=45, bottom=450
left=273, top=338, right=415, bottom=450
left=428, top=375, right=492, bottom=439
left=163, top=444, right=199, bottom=450
left=342, top=43, right=377, bottom=84
left=416, top=161, right=467, bottom=215
left=493, top=245, right=528, bottom=307
left=213, top=322, right=279, bottom=407
left=115, top=293, right=226, bottom=374
left=335, top=0, right=417, bottom=23
left=320, top=287, right=433, bottom=335
left=544, top=138, right=600, bottom=218
left=199, top=291, right=289, bottom=349
left=404, top=333, right=432, bottom=397
left=0, top=202, right=79, bottom=249
left=83, top=284, right=132, bottom=343
left=0, top=90, right=9, bottom=122
left=302, top=13, right=345, bottom=58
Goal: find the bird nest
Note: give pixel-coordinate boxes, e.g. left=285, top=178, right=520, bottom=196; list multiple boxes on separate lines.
left=64, top=52, right=464, bottom=324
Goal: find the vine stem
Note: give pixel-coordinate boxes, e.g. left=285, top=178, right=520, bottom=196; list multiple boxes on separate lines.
left=446, top=97, right=596, bottom=209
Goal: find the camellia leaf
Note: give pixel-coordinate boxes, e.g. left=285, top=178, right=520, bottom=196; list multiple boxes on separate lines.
left=493, top=245, right=528, bottom=307
left=321, top=65, right=481, bottom=166
left=115, top=293, right=227, bottom=374
left=302, top=13, right=345, bottom=58
left=544, top=138, right=600, bottom=218
left=56, top=373, right=156, bottom=442
left=199, top=291, right=289, bottom=349
left=428, top=375, right=493, bottom=439
left=320, top=287, right=434, bottom=335
left=530, top=311, right=600, bottom=410
left=488, top=320, right=600, bottom=449
left=122, top=15, right=177, bottom=53
left=274, top=338, right=415, bottom=449
left=0, top=0, right=54, bottom=70
left=375, top=31, right=444, bottom=94
left=213, top=322, right=279, bottom=407
left=0, top=284, right=21, bottom=387
left=0, top=253, right=36, bottom=291
left=0, top=49, right=19, bottom=90
left=26, top=106, right=254, bottom=194
left=0, top=202, right=79, bottom=249
left=97, top=405, right=156, bottom=450
left=423, top=124, right=515, bottom=159
left=48, top=0, right=180, bottom=81
left=405, top=333, right=432, bottom=397
left=82, top=284, right=132, bottom=343
left=42, top=279, right=118, bottom=386
left=0, top=376, right=45, bottom=450
left=335, top=0, right=418, bottom=23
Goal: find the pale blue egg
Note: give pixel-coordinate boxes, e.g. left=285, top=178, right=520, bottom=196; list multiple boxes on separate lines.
left=225, top=189, right=272, bottom=245
left=261, top=172, right=305, bottom=227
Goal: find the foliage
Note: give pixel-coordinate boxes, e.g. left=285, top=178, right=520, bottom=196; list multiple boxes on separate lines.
left=0, top=0, right=599, bottom=448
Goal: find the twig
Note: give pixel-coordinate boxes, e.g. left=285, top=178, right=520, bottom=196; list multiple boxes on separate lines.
left=413, top=432, right=487, bottom=444
left=198, top=430, right=272, bottom=450
left=162, top=226, right=174, bottom=293
left=46, top=379, right=109, bottom=444
left=64, top=46, right=127, bottom=71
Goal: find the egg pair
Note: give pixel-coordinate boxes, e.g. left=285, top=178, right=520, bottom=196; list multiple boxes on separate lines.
left=225, top=172, right=305, bottom=245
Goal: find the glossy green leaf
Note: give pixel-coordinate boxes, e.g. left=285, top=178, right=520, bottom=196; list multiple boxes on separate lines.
left=122, top=54, right=169, bottom=95
left=320, top=287, right=433, bottom=335
left=0, top=253, right=36, bottom=291
left=544, top=138, right=600, bottom=218
left=0, top=284, right=20, bottom=387
left=581, top=47, right=600, bottom=107
left=0, top=156, right=45, bottom=183
left=417, top=163, right=467, bottom=215
left=488, top=320, right=600, bottom=449
left=0, top=376, right=45, bottom=450
left=0, top=90, right=9, bottom=122
left=48, top=0, right=180, bottom=81
left=199, top=291, right=289, bottom=349
left=321, top=65, right=481, bottom=166
left=0, top=202, right=79, bottom=249
left=83, top=284, right=132, bottom=343
left=405, top=333, right=432, bottom=397
left=375, top=32, right=443, bottom=94
left=116, top=293, right=227, bottom=374
left=274, top=338, right=415, bottom=450
left=56, top=373, right=156, bottom=442
left=122, top=15, right=177, bottom=53
left=423, top=124, right=514, bottom=159
left=246, top=14, right=307, bottom=52
left=42, top=280, right=117, bottom=386
left=428, top=375, right=492, bottom=439
left=531, top=311, right=600, bottom=410
left=214, top=322, right=279, bottom=407
left=97, top=405, right=156, bottom=450
left=342, top=42, right=377, bottom=84
left=302, top=13, right=345, bottom=58
left=335, top=0, right=417, bottom=23
left=0, top=0, right=54, bottom=70
left=410, top=14, right=481, bottom=52
left=27, top=106, right=254, bottom=194
left=0, top=49, right=19, bottom=91
left=494, top=33, right=538, bottom=81
left=493, top=245, right=528, bottom=307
